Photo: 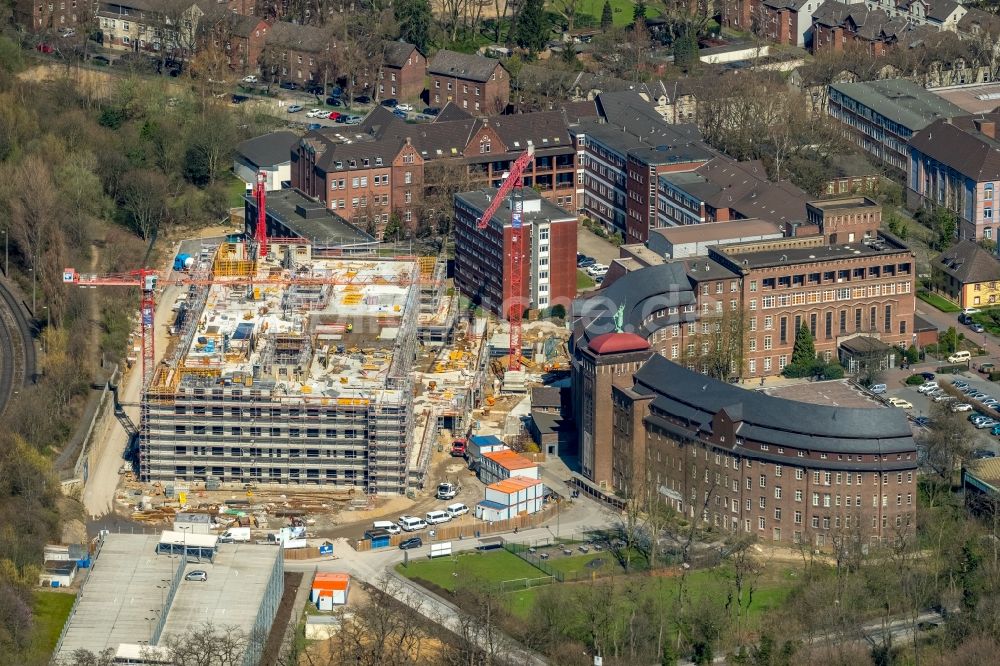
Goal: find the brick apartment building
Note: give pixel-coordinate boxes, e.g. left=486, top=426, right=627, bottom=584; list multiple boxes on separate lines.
left=454, top=188, right=577, bottom=316
left=428, top=49, right=509, bottom=113
left=827, top=79, right=963, bottom=173
left=206, top=12, right=268, bottom=72
left=755, top=0, right=824, bottom=47
left=96, top=0, right=203, bottom=54
left=570, top=91, right=714, bottom=244
left=657, top=158, right=810, bottom=230
left=907, top=113, right=1000, bottom=241
left=380, top=41, right=426, bottom=101
left=16, top=0, right=96, bottom=34
left=263, top=21, right=333, bottom=85
left=291, top=131, right=424, bottom=236
left=610, top=356, right=918, bottom=548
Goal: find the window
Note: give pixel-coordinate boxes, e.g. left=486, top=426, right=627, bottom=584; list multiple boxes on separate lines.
left=404, top=171, right=412, bottom=184
left=795, top=489, right=802, bottom=501
left=774, top=486, right=782, bottom=499
left=759, top=517, right=766, bottom=530
left=759, top=474, right=766, bottom=488
left=759, top=497, right=766, bottom=509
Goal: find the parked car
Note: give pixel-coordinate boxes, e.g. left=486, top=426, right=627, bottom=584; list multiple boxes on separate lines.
left=184, top=570, right=208, bottom=582
left=920, top=372, right=936, bottom=381
left=971, top=323, right=985, bottom=333
left=231, top=94, right=250, bottom=105
left=888, top=397, right=913, bottom=409
left=397, top=103, right=414, bottom=112
left=975, top=419, right=997, bottom=429
left=436, top=482, right=458, bottom=500
left=399, top=537, right=423, bottom=550
left=279, top=81, right=298, bottom=90
left=305, top=108, right=326, bottom=118
left=287, top=104, right=303, bottom=113
left=305, top=84, right=324, bottom=95
left=423, top=107, right=441, bottom=115
left=327, top=111, right=341, bottom=120
left=307, top=123, right=322, bottom=130
left=918, top=382, right=939, bottom=393
left=578, top=257, right=596, bottom=268
left=344, top=115, right=362, bottom=125
left=959, top=313, right=973, bottom=325
left=913, top=416, right=932, bottom=428
left=91, top=54, right=110, bottom=65
left=242, top=74, right=258, bottom=83
left=951, top=403, right=973, bottom=412
left=869, top=384, right=887, bottom=394
left=353, top=95, right=371, bottom=104
left=392, top=108, right=408, bottom=119
left=934, top=394, right=956, bottom=403
left=36, top=43, right=54, bottom=54
left=586, top=263, right=608, bottom=276
left=381, top=98, right=399, bottom=108
left=60, top=28, right=76, bottom=38
left=326, top=96, right=342, bottom=106
left=446, top=502, right=470, bottom=518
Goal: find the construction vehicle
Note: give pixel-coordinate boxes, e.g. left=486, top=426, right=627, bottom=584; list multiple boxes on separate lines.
left=450, top=439, right=467, bottom=457
left=476, top=144, right=535, bottom=374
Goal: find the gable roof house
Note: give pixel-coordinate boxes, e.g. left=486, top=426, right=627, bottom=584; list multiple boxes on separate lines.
left=379, top=41, right=426, bottom=101
left=931, top=239, right=1000, bottom=309
left=262, top=21, right=334, bottom=85
left=427, top=49, right=510, bottom=113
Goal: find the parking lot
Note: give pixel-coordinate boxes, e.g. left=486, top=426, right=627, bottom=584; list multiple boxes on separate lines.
left=886, top=372, right=1000, bottom=455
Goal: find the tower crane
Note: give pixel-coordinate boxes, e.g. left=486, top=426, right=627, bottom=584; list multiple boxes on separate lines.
left=251, top=171, right=269, bottom=259
left=476, top=144, right=535, bottom=373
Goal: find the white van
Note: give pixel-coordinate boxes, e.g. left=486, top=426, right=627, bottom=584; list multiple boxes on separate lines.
left=948, top=351, right=972, bottom=363
left=398, top=515, right=427, bottom=532
left=446, top=503, right=469, bottom=518
left=372, top=520, right=401, bottom=535
left=425, top=510, right=451, bottom=525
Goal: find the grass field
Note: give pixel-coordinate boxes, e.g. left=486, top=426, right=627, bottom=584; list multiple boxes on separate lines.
left=397, top=550, right=549, bottom=592
left=577, top=270, right=596, bottom=290
left=574, top=0, right=661, bottom=27
left=30, top=591, right=75, bottom=661
left=506, top=563, right=798, bottom=620
left=226, top=174, right=249, bottom=209
left=917, top=290, right=960, bottom=313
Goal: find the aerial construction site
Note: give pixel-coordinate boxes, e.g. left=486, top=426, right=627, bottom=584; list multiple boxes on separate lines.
left=139, top=240, right=461, bottom=496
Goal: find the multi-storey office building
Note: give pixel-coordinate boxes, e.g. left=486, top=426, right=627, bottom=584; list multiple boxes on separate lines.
left=453, top=188, right=577, bottom=315
left=144, top=248, right=444, bottom=494
left=827, top=79, right=963, bottom=173
left=610, top=355, right=918, bottom=547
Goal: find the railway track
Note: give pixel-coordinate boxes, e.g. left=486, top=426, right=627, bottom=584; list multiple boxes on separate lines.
left=0, top=280, right=36, bottom=415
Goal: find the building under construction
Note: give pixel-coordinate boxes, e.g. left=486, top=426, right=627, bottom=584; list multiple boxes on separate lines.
left=144, top=241, right=449, bottom=495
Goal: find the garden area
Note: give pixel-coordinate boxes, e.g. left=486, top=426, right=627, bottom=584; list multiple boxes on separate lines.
left=917, top=290, right=960, bottom=313
left=29, top=591, right=75, bottom=662
left=396, top=549, right=550, bottom=593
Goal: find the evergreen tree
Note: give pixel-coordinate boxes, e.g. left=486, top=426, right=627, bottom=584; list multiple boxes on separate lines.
left=632, top=0, right=646, bottom=22
left=672, top=30, right=699, bottom=70
left=790, top=324, right=816, bottom=368
left=601, top=0, right=614, bottom=30
left=394, top=0, right=432, bottom=53
left=513, top=0, right=549, bottom=52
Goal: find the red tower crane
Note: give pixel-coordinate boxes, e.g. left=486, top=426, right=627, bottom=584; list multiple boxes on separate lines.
left=253, top=170, right=269, bottom=259
left=476, top=144, right=535, bottom=373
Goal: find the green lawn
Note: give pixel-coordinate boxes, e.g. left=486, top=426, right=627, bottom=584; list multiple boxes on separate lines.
left=972, top=309, right=1000, bottom=337
left=573, top=0, right=661, bottom=27
left=917, top=290, right=960, bottom=313
left=30, top=591, right=75, bottom=661
left=576, top=270, right=596, bottom=291
left=397, top=550, right=549, bottom=592
left=506, top=564, right=798, bottom=620
left=226, top=174, right=250, bottom=209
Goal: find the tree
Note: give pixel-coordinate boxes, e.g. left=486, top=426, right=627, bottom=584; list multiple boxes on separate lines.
left=553, top=0, right=582, bottom=32
left=783, top=325, right=818, bottom=378
left=633, top=0, right=647, bottom=21
left=672, top=29, right=699, bottom=70
left=395, top=0, right=432, bottom=52
left=601, top=0, right=614, bottom=29
left=512, top=0, right=549, bottom=52
left=920, top=402, right=975, bottom=483
left=682, top=308, right=748, bottom=380
left=119, top=169, right=169, bottom=240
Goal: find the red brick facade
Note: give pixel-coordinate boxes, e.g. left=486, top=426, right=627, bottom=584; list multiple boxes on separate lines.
left=16, top=0, right=95, bottom=33
left=428, top=50, right=509, bottom=113
left=380, top=43, right=426, bottom=101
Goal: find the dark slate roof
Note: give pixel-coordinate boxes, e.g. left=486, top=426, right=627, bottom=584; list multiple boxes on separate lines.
left=909, top=114, right=1000, bottom=182
left=935, top=239, right=1000, bottom=284
left=383, top=41, right=419, bottom=68
left=840, top=335, right=892, bottom=354
left=428, top=49, right=503, bottom=83
left=531, top=386, right=567, bottom=410
left=530, top=410, right=574, bottom=436
left=236, top=131, right=298, bottom=168
left=959, top=7, right=1000, bottom=36
left=633, top=355, right=916, bottom=453
left=575, top=263, right=697, bottom=345
left=926, top=0, right=960, bottom=22
left=224, top=13, right=265, bottom=38
left=435, top=102, right=474, bottom=122
left=477, top=111, right=572, bottom=152
left=265, top=21, right=331, bottom=53
left=248, top=189, right=375, bottom=247
left=299, top=130, right=404, bottom=172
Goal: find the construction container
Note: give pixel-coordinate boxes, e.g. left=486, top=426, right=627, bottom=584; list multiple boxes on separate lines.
left=312, top=572, right=350, bottom=608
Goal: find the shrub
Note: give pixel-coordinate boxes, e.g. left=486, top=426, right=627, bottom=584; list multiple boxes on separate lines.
left=821, top=363, right=845, bottom=380
left=936, top=364, right=968, bottom=374
left=989, top=371, right=1000, bottom=382
left=905, top=374, right=926, bottom=386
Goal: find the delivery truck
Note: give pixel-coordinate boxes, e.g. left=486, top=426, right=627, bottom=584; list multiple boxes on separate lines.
left=218, top=527, right=251, bottom=543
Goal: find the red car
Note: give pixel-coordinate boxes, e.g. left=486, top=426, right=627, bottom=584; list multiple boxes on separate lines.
left=36, top=43, right=54, bottom=53
left=327, top=111, right=341, bottom=120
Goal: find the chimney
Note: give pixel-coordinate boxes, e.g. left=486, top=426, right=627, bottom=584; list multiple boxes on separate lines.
left=975, top=118, right=996, bottom=139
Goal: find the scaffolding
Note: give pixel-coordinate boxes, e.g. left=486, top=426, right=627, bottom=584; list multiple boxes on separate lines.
left=142, top=253, right=439, bottom=495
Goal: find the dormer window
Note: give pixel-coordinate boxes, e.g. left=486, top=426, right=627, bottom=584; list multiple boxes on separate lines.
left=349, top=159, right=357, bottom=167
left=363, top=158, right=369, bottom=167
left=375, top=157, right=383, bottom=166
left=335, top=161, right=343, bottom=169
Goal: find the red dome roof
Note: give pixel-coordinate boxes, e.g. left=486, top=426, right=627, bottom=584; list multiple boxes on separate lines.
left=588, top=332, right=651, bottom=355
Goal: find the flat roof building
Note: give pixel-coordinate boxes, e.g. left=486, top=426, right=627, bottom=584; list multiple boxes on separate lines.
left=54, top=533, right=283, bottom=665
left=244, top=188, right=377, bottom=253
left=454, top=187, right=577, bottom=315
left=646, top=219, right=784, bottom=259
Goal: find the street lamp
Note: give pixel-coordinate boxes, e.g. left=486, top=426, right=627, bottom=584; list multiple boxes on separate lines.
left=1, top=229, right=7, bottom=277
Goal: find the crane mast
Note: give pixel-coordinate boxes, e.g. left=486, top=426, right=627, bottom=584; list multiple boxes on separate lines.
left=253, top=171, right=269, bottom=259
left=476, top=144, right=535, bottom=373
